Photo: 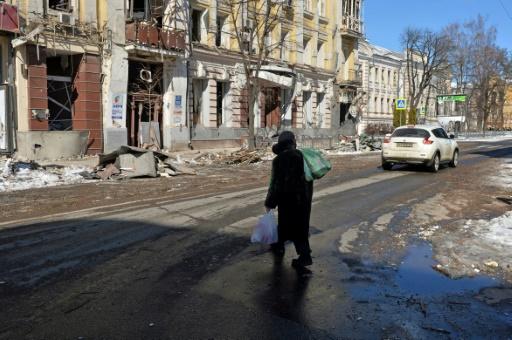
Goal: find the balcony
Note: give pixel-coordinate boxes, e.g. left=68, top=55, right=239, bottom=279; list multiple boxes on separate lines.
left=337, top=67, right=362, bottom=87
left=340, top=16, right=363, bottom=37
left=125, top=21, right=186, bottom=51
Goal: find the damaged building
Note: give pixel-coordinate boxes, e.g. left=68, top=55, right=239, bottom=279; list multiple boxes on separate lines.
left=102, top=0, right=188, bottom=152
left=12, top=0, right=103, bottom=160
left=3, top=0, right=365, bottom=159
left=0, top=2, right=19, bottom=155
left=187, top=0, right=364, bottom=149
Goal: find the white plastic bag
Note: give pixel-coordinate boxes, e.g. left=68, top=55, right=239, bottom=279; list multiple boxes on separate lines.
left=251, top=210, right=278, bottom=244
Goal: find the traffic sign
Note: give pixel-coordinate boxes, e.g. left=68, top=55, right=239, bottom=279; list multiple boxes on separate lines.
left=396, top=98, right=407, bottom=110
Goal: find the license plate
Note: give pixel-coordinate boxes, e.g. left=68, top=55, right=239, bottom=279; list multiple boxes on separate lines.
left=396, top=142, right=413, bottom=148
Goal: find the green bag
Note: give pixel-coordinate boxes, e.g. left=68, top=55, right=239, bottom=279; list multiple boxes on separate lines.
left=301, top=148, right=331, bottom=181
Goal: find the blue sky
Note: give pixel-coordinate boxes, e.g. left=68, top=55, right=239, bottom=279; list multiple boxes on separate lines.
left=364, top=0, right=512, bottom=53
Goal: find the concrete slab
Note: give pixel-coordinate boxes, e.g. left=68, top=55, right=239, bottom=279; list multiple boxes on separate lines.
left=114, top=152, right=157, bottom=178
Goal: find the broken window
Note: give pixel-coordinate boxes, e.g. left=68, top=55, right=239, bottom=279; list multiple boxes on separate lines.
left=49, top=0, right=71, bottom=12
left=47, top=54, right=81, bottom=131
left=303, top=91, right=312, bottom=127
left=340, top=103, right=350, bottom=125
left=216, top=15, right=228, bottom=47
left=192, top=10, right=202, bottom=42
left=316, top=93, right=324, bottom=127
left=127, top=62, right=164, bottom=147
left=280, top=31, right=289, bottom=61
left=216, top=81, right=229, bottom=127
left=192, top=79, right=208, bottom=127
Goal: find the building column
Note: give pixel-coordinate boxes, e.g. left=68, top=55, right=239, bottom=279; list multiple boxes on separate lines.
left=26, top=45, right=48, bottom=131
left=74, top=54, right=102, bottom=154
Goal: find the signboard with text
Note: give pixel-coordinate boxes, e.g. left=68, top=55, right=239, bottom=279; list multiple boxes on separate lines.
left=111, top=93, right=126, bottom=127
left=437, top=95, right=467, bottom=104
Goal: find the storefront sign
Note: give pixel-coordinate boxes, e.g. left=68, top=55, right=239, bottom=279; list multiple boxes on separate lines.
left=174, top=95, right=182, bottom=114
left=111, top=93, right=126, bottom=125
left=437, top=95, right=467, bottom=104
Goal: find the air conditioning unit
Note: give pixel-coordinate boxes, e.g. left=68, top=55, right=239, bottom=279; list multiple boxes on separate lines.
left=242, top=31, right=251, bottom=42
left=242, top=19, right=254, bottom=31
left=58, top=12, right=75, bottom=26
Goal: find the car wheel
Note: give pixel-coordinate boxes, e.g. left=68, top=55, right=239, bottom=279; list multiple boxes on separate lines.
left=382, top=162, right=393, bottom=171
left=449, top=150, right=459, bottom=168
left=429, top=153, right=440, bottom=173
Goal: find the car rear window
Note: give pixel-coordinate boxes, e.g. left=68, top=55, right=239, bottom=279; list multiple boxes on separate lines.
left=391, top=128, right=430, bottom=138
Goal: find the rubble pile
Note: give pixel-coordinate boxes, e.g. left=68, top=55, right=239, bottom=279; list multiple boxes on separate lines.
left=0, top=158, right=88, bottom=192
left=93, top=145, right=197, bottom=180
left=326, top=140, right=356, bottom=154
left=188, top=148, right=274, bottom=166
left=359, top=134, right=383, bottom=151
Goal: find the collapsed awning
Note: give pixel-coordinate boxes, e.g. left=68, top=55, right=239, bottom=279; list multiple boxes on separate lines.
left=254, top=70, right=294, bottom=88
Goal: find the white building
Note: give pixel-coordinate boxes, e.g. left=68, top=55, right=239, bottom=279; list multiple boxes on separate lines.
left=358, top=41, right=403, bottom=133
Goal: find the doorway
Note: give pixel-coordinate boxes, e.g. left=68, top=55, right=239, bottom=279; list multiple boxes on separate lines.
left=127, top=61, right=163, bottom=148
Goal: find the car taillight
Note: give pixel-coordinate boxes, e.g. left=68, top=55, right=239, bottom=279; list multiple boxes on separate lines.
left=423, top=137, right=434, bottom=145
left=383, top=137, right=391, bottom=143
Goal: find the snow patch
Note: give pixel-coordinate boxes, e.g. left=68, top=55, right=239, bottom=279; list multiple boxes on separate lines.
left=0, top=159, right=89, bottom=192
left=469, top=212, right=512, bottom=248
left=488, top=161, right=512, bottom=189
left=418, top=225, right=440, bottom=239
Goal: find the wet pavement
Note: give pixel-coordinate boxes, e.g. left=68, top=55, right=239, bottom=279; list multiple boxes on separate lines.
left=1, top=140, right=512, bottom=338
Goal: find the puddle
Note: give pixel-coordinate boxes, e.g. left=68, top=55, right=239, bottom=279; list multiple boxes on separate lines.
left=396, top=243, right=498, bottom=296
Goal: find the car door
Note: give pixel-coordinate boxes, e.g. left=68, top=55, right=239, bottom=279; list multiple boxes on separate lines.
left=439, top=128, right=456, bottom=158
left=434, top=128, right=451, bottom=161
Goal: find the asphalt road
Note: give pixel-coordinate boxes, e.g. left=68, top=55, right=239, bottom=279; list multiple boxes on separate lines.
left=1, top=140, right=512, bottom=339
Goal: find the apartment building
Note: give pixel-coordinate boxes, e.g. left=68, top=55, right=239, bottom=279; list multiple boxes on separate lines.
left=187, top=0, right=364, bottom=148
left=10, top=0, right=103, bottom=159
left=3, top=0, right=365, bottom=158
left=101, top=0, right=188, bottom=152
left=358, top=40, right=402, bottom=133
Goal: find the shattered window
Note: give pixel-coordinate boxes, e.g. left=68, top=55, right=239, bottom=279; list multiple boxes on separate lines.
left=49, top=0, right=71, bottom=12
left=392, top=128, right=430, bottom=138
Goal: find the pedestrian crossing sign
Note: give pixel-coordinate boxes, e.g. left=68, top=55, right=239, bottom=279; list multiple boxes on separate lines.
left=396, top=98, right=407, bottom=110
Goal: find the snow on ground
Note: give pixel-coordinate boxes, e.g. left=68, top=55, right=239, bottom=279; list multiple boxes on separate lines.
left=488, top=161, right=512, bottom=189
left=0, top=159, right=89, bottom=192
left=456, top=132, right=512, bottom=142
left=469, top=212, right=512, bottom=248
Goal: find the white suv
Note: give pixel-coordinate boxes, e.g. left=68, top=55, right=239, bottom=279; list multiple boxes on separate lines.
left=381, top=125, right=459, bottom=172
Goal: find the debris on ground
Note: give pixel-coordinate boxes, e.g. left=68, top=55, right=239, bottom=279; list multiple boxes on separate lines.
left=359, top=133, right=382, bottom=152
left=185, top=148, right=274, bottom=166
left=94, top=145, right=196, bottom=180
left=484, top=261, right=499, bottom=268
left=359, top=134, right=383, bottom=151
left=0, top=158, right=88, bottom=192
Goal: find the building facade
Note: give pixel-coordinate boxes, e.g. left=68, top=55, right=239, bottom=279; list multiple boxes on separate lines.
left=3, top=0, right=365, bottom=159
left=358, top=40, right=402, bottom=134
left=0, top=2, right=19, bottom=154
left=8, top=0, right=103, bottom=159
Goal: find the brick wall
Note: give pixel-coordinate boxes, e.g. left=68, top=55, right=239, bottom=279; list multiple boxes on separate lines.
left=73, top=54, right=102, bottom=154
left=27, top=45, right=48, bottom=131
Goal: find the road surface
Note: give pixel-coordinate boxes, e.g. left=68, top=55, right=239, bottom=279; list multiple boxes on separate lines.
left=1, top=140, right=512, bottom=339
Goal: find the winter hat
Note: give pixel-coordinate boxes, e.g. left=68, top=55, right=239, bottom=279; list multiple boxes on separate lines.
left=277, top=130, right=296, bottom=144
left=272, top=131, right=296, bottom=154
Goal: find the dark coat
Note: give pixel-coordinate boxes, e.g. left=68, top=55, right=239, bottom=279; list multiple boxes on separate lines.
left=265, top=141, right=313, bottom=242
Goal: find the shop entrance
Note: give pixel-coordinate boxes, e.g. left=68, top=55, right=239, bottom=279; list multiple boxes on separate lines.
left=127, top=61, right=163, bottom=148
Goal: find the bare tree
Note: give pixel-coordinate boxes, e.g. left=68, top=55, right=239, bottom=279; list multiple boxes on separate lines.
left=466, top=16, right=510, bottom=131
left=221, top=0, right=292, bottom=149
left=401, top=27, right=450, bottom=122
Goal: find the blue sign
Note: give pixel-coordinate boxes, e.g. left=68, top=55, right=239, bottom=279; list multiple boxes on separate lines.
left=396, top=98, right=407, bottom=110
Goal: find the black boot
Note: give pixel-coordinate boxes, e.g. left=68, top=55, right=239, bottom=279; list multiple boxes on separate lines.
left=291, top=254, right=313, bottom=268
left=270, top=243, right=285, bottom=257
